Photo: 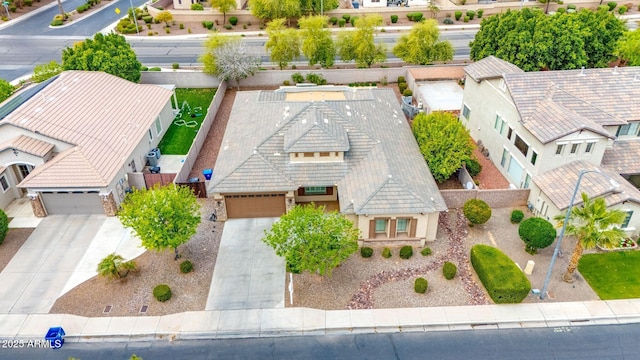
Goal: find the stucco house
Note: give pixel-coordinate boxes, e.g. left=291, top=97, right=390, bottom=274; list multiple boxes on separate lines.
left=209, top=86, right=447, bottom=243
left=0, top=71, right=176, bottom=216
left=460, top=56, right=640, bottom=233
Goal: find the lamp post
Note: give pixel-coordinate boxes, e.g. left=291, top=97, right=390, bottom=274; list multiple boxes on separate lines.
left=2, top=1, right=10, bottom=20
left=130, top=0, right=139, bottom=36
left=539, top=169, right=620, bottom=300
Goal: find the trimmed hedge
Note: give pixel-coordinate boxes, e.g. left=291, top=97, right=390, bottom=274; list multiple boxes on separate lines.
left=463, top=199, right=491, bottom=225
left=229, top=16, right=238, bottom=25
left=420, top=247, right=432, bottom=256
left=0, top=209, right=8, bottom=245
left=390, top=15, right=398, bottom=23
left=399, top=245, right=413, bottom=259
left=510, top=209, right=524, bottom=224
left=443, top=261, right=457, bottom=280
left=414, top=277, right=428, bottom=293
left=382, top=247, right=392, bottom=258
left=361, top=247, right=373, bottom=258
left=518, top=217, right=556, bottom=254
left=465, top=158, right=482, bottom=177
left=180, top=260, right=193, bottom=273
left=153, top=284, right=172, bottom=302
left=470, top=245, right=531, bottom=303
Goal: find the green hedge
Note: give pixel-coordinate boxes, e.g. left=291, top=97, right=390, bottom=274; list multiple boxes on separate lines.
left=153, top=284, right=172, bottom=302
left=414, top=277, right=428, bottom=293
left=470, top=244, right=531, bottom=303
left=0, top=209, right=8, bottom=245
left=361, top=247, right=373, bottom=258
left=399, top=245, right=413, bottom=259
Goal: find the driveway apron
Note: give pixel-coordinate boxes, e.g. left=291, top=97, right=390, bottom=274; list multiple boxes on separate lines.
left=206, top=218, right=285, bottom=310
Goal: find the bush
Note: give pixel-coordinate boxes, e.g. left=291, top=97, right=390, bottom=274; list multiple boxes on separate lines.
left=518, top=217, right=556, bottom=254
left=0, top=209, right=8, bottom=245
left=165, top=27, right=171, bottom=33
left=140, top=65, right=149, bottom=71
left=25, top=0, right=32, bottom=5
left=153, top=284, right=172, bottom=302
left=443, top=262, right=457, bottom=280
left=283, top=80, right=291, bottom=86
left=510, top=209, right=524, bottom=224
left=202, top=20, right=214, bottom=29
left=179, top=23, right=184, bottom=29
left=618, top=5, right=627, bottom=14
left=149, top=67, right=161, bottom=71
left=224, top=24, right=232, bottom=30
left=607, top=1, right=616, bottom=10
left=51, top=19, right=63, bottom=26
left=463, top=16, right=469, bottom=23
left=477, top=9, right=484, bottom=18
left=342, top=14, right=351, bottom=22
left=382, top=247, right=392, bottom=258
left=403, top=89, right=413, bottom=97
left=361, top=247, right=373, bottom=258
left=397, top=76, right=405, bottom=83
left=463, top=199, right=491, bottom=225
left=465, top=158, right=482, bottom=177
left=410, top=12, right=423, bottom=22
left=398, top=82, right=407, bottom=94
left=143, top=15, right=153, bottom=23
left=420, top=247, right=432, bottom=256
left=229, top=16, right=238, bottom=25
left=350, top=16, right=358, bottom=26
left=291, top=72, right=305, bottom=83
left=172, top=62, right=179, bottom=69
left=390, top=15, right=398, bottom=23
left=567, top=3, right=576, bottom=9
left=180, top=260, right=193, bottom=273
left=399, top=245, right=413, bottom=259
left=190, top=3, right=203, bottom=10
left=306, top=73, right=326, bottom=85
left=466, top=10, right=475, bottom=20
left=557, top=7, right=566, bottom=13
left=443, top=18, right=454, bottom=25
left=76, top=4, right=89, bottom=12
left=414, top=278, right=428, bottom=293
left=470, top=245, right=531, bottom=303
left=330, top=17, right=338, bottom=25
left=338, top=19, right=346, bottom=27
left=454, top=11, right=462, bottom=20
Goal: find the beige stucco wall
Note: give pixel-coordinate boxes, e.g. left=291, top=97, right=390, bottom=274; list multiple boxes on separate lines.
left=295, top=186, right=338, bottom=202
left=356, top=212, right=439, bottom=242
left=289, top=152, right=344, bottom=163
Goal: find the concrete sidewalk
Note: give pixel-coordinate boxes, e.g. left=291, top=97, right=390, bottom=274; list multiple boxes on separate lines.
left=1, top=299, right=640, bottom=342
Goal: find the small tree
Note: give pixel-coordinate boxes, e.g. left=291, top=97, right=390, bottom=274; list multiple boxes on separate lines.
left=262, top=203, right=359, bottom=276
left=463, top=199, right=491, bottom=225
left=393, top=19, right=453, bottom=65
left=518, top=217, right=556, bottom=254
left=118, top=184, right=201, bottom=260
left=201, top=34, right=261, bottom=88
left=615, top=28, right=640, bottom=66
left=155, top=10, right=173, bottom=26
left=97, top=253, right=137, bottom=280
left=0, top=79, right=13, bottom=104
left=31, top=61, right=63, bottom=83
left=210, top=0, right=236, bottom=24
left=336, top=14, right=386, bottom=68
left=299, top=15, right=336, bottom=68
left=265, top=18, right=301, bottom=69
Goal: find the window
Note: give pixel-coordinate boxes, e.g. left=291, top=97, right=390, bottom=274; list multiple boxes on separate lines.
left=514, top=135, right=529, bottom=157
left=148, top=129, right=153, bottom=142
left=499, top=79, right=506, bottom=91
left=570, top=143, right=580, bottom=154
left=507, top=127, right=513, bottom=140
left=523, top=173, right=531, bottom=189
left=303, top=152, right=314, bottom=157
left=531, top=151, right=538, bottom=165
left=462, top=104, right=471, bottom=119
left=397, top=218, right=409, bottom=233
left=319, top=152, right=330, bottom=157
left=622, top=211, right=633, bottom=228
left=375, top=219, right=387, bottom=233
left=304, top=187, right=327, bottom=195
left=494, top=114, right=506, bottom=134
left=0, top=175, right=8, bottom=192
left=555, top=144, right=565, bottom=155
left=585, top=142, right=595, bottom=153
left=17, top=164, right=31, bottom=180
left=155, top=117, right=162, bottom=134
left=507, top=156, right=524, bottom=184
left=494, top=115, right=501, bottom=131
left=501, top=148, right=509, bottom=167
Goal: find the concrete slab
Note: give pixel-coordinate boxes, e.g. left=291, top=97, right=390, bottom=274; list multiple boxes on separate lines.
left=156, top=313, right=184, bottom=335
left=583, top=300, right=615, bottom=318
left=19, top=314, right=65, bottom=337
left=81, top=317, right=112, bottom=337
left=372, top=308, right=399, bottom=329
left=325, top=310, right=351, bottom=330
left=396, top=307, right=427, bottom=326
left=216, top=309, right=262, bottom=337
left=261, top=308, right=304, bottom=334
left=606, top=299, right=638, bottom=316
left=180, top=311, right=219, bottom=333
left=302, top=308, right=326, bottom=334
left=0, top=314, right=27, bottom=338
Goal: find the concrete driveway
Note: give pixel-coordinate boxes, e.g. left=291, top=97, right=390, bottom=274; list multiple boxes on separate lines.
left=206, top=218, right=285, bottom=310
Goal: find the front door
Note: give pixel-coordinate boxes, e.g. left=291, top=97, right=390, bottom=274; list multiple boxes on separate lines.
left=15, top=164, right=33, bottom=196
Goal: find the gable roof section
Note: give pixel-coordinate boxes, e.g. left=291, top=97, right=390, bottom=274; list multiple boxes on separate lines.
left=283, top=107, right=350, bottom=153
left=532, top=160, right=640, bottom=210
left=3, top=71, right=173, bottom=188
left=602, top=139, right=640, bottom=174
left=0, top=134, right=54, bottom=157
left=464, top=56, right=523, bottom=82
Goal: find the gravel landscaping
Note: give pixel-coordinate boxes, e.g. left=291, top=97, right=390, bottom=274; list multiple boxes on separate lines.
left=0, top=228, right=34, bottom=272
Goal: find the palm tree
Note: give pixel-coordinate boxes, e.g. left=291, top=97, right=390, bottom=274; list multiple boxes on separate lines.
left=554, top=193, right=627, bottom=282
left=97, top=253, right=137, bottom=280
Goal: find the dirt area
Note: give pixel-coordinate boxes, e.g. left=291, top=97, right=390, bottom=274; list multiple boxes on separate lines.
left=0, top=0, right=54, bottom=22
left=472, top=144, right=511, bottom=189
left=0, top=228, right=34, bottom=272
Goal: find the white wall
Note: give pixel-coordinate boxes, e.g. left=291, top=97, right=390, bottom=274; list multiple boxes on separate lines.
left=362, top=0, right=386, bottom=7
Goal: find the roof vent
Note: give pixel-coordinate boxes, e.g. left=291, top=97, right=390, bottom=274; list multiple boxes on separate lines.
left=347, top=112, right=351, bottom=117
left=301, top=118, right=307, bottom=124
left=388, top=174, right=392, bottom=178
left=579, top=67, right=585, bottom=76
left=613, top=66, right=619, bottom=74
left=346, top=105, right=350, bottom=110
left=635, top=74, right=639, bottom=81
left=324, top=118, right=328, bottom=123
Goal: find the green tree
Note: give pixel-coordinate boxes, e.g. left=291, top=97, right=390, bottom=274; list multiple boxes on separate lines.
left=412, top=111, right=474, bottom=183
left=97, top=253, right=137, bottom=280
left=299, top=0, right=339, bottom=15
left=553, top=193, right=626, bottom=282
left=210, top=0, right=236, bottom=24
left=463, top=199, right=492, bottom=225
left=155, top=10, right=173, bottom=26
left=518, top=217, right=556, bottom=254
left=574, top=8, right=626, bottom=68
left=615, top=29, right=640, bottom=66
left=201, top=34, right=261, bottom=87
left=31, top=61, right=63, bottom=83
left=393, top=19, right=453, bottom=65
left=61, top=33, right=142, bottom=83
left=248, top=0, right=300, bottom=23
left=118, top=184, right=201, bottom=260
left=265, top=18, right=301, bottom=69
left=0, top=79, right=13, bottom=103
left=0, top=209, right=8, bottom=245
left=336, top=14, right=386, bottom=68
left=262, top=203, right=359, bottom=276
left=299, top=15, right=335, bottom=68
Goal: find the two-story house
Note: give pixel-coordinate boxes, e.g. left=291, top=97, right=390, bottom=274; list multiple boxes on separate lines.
left=209, top=85, right=447, bottom=243
left=460, top=56, right=640, bottom=233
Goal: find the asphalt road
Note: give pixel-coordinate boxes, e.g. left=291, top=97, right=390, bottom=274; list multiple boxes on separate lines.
left=2, top=323, right=637, bottom=359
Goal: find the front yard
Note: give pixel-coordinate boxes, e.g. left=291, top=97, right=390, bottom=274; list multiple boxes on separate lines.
left=578, top=251, right=640, bottom=300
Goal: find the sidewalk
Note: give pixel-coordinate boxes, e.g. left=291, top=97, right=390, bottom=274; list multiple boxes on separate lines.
left=1, top=299, right=639, bottom=342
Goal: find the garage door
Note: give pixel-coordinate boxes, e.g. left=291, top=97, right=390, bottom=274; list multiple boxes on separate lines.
left=41, top=192, right=104, bottom=215
left=225, top=193, right=286, bottom=218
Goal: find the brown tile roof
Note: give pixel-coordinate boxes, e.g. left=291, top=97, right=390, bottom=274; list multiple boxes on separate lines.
left=0, top=134, right=54, bottom=157
left=283, top=107, right=350, bottom=153
left=464, top=56, right=523, bottom=82
left=532, top=160, right=640, bottom=210
left=3, top=71, right=173, bottom=188
left=602, top=139, right=640, bottom=174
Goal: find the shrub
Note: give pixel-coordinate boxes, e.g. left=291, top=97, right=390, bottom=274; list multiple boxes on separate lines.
left=397, top=76, right=405, bottom=83
left=224, top=24, right=232, bottom=30
left=143, top=15, right=153, bottom=23
left=149, top=67, right=161, bottom=71
left=510, top=209, right=524, bottom=224
left=410, top=12, right=423, bottom=22
left=465, top=158, right=482, bottom=177
left=443, top=261, right=457, bottom=280
left=398, top=82, right=407, bottom=94
left=399, top=245, right=413, bottom=259
left=25, top=0, right=32, bottom=5
left=463, top=16, right=469, bottom=23
left=518, top=217, right=556, bottom=254
left=9, top=4, right=16, bottom=12
left=306, top=73, right=327, bottom=85
left=470, top=245, right=531, bottom=303
left=414, top=278, right=428, bottom=293
left=205, top=21, right=214, bottom=30
left=179, top=23, right=184, bottom=29
left=0, top=209, right=8, bottom=245
left=342, top=14, right=351, bottom=22
left=477, top=9, right=484, bottom=18
left=76, top=4, right=89, bottom=12
left=403, top=89, right=413, bottom=97
left=382, top=247, right=392, bottom=258
left=607, top=1, right=616, bottom=10
left=180, top=260, right=193, bottom=273
left=190, top=3, right=203, bottom=10
left=229, top=16, right=238, bottom=25
left=390, top=15, right=398, bottom=23
left=350, top=16, right=358, bottom=26
left=330, top=17, right=338, bottom=25
left=283, top=80, right=291, bottom=86
left=567, top=3, right=576, bottom=9
left=338, top=19, right=346, bottom=27
left=172, top=62, right=179, bottom=69
left=443, top=18, right=454, bottom=25
left=153, top=284, right=172, bottom=302
left=51, top=19, right=63, bottom=26
left=140, top=65, right=149, bottom=71
left=557, top=7, right=566, bottom=13
left=421, top=247, right=432, bottom=256
left=466, top=10, right=475, bottom=20
left=463, top=199, right=491, bottom=225
left=291, top=72, right=304, bottom=83
left=618, top=5, right=627, bottom=14
left=454, top=11, right=462, bottom=20
left=361, top=247, right=373, bottom=258
left=165, top=27, right=171, bottom=33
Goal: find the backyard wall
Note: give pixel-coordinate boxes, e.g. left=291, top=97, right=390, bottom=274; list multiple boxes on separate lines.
left=441, top=188, right=530, bottom=209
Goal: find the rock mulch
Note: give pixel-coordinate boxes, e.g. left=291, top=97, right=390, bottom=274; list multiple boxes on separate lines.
left=0, top=228, right=34, bottom=273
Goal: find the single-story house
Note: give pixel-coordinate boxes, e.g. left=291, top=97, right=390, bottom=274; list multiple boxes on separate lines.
left=0, top=71, right=176, bottom=216
left=209, top=85, right=447, bottom=243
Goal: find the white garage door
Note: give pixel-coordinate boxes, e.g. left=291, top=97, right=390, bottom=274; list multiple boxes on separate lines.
left=41, top=192, right=104, bottom=215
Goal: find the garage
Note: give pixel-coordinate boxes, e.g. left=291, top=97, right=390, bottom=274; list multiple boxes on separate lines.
left=224, top=193, right=286, bottom=218
left=41, top=192, right=104, bottom=215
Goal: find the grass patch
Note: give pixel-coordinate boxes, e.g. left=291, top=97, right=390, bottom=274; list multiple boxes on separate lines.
left=157, top=88, right=216, bottom=155
left=578, top=251, right=640, bottom=300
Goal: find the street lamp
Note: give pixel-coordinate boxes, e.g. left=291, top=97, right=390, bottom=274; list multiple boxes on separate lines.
left=130, top=0, right=139, bottom=36
left=2, top=1, right=10, bottom=20
left=539, top=169, right=621, bottom=300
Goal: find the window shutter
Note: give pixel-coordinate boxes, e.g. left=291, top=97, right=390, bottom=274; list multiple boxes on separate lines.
left=297, top=188, right=305, bottom=196
left=326, top=186, right=333, bottom=195
left=369, top=219, right=375, bottom=239
left=389, top=219, right=396, bottom=238
left=409, top=219, right=417, bottom=237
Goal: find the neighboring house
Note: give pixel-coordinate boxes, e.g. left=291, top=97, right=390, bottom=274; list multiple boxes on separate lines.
left=0, top=71, right=176, bottom=216
left=459, top=56, right=640, bottom=233
left=209, top=86, right=447, bottom=243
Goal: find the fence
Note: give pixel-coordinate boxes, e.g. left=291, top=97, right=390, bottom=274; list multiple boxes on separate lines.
left=176, top=181, right=207, bottom=198
left=441, top=188, right=530, bottom=209
left=144, top=173, right=176, bottom=188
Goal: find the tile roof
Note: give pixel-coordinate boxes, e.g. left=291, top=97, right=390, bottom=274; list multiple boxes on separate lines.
left=0, top=134, right=54, bottom=157
left=532, top=160, right=640, bottom=211
left=283, top=107, right=350, bottom=153
left=210, top=87, right=447, bottom=215
left=464, top=56, right=523, bottom=82
left=601, top=139, right=640, bottom=174
left=2, top=71, right=174, bottom=188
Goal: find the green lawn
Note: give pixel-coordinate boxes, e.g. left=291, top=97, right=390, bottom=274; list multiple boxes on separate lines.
left=158, top=88, right=216, bottom=155
left=578, top=251, right=640, bottom=300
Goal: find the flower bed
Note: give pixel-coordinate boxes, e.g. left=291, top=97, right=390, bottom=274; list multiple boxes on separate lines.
left=597, top=238, right=638, bottom=252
